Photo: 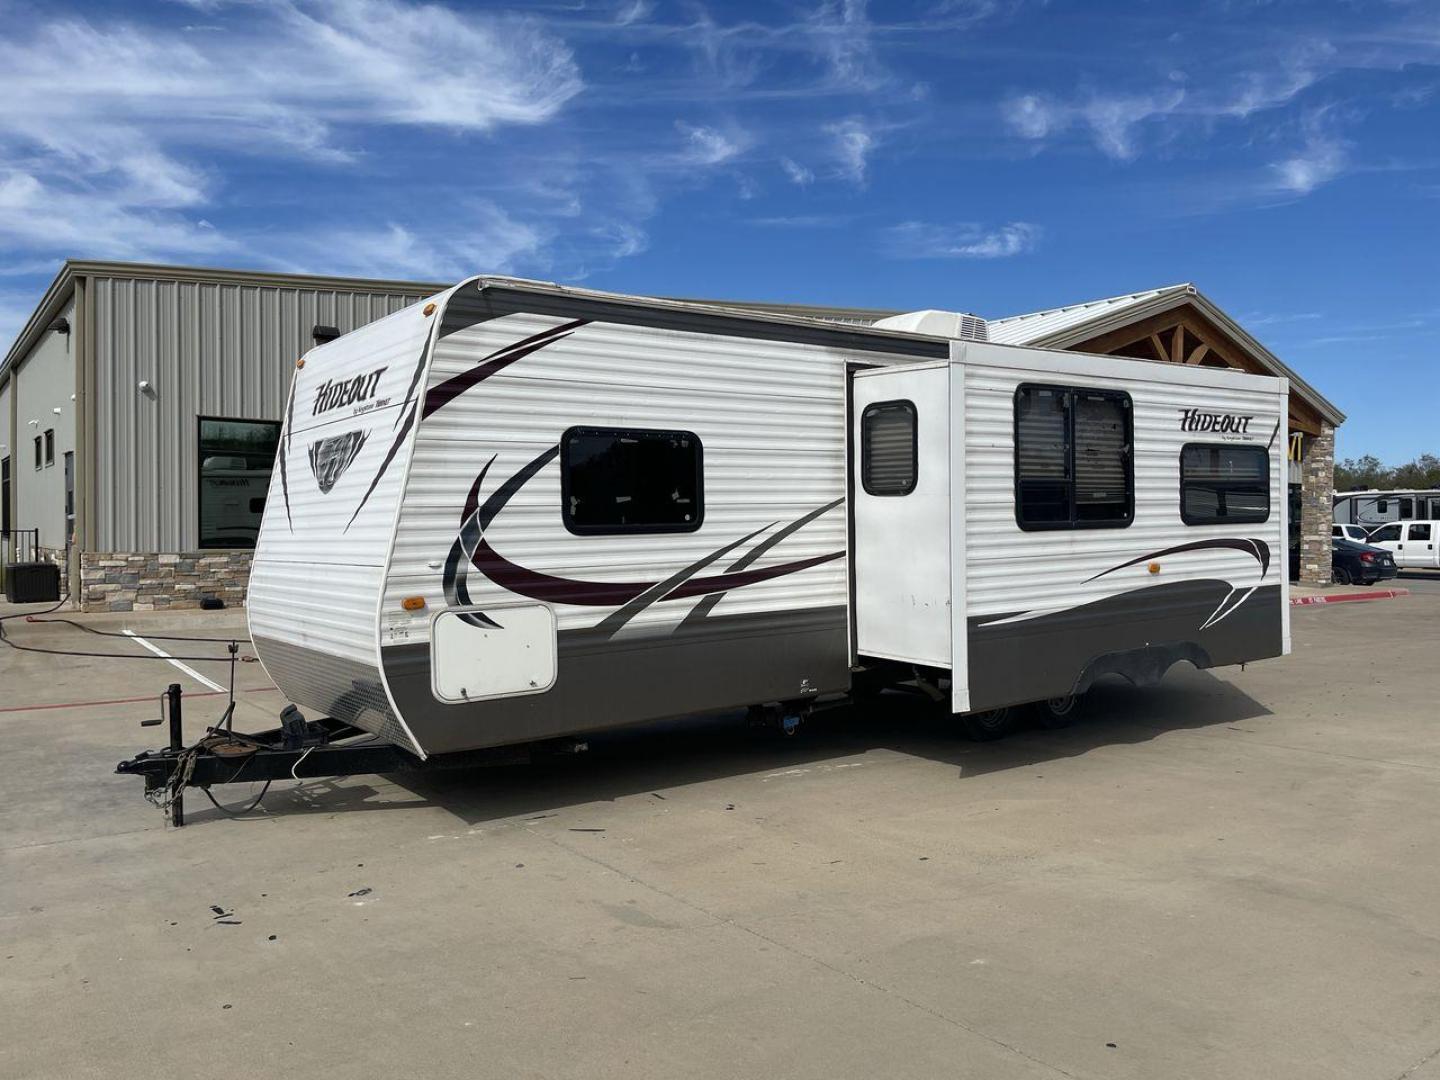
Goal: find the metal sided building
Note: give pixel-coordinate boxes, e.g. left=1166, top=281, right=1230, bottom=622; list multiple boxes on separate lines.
left=1, top=262, right=440, bottom=610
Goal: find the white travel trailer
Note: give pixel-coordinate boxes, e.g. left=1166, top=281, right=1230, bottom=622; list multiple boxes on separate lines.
left=246, top=277, right=1290, bottom=760
left=1334, top=490, right=1440, bottom=530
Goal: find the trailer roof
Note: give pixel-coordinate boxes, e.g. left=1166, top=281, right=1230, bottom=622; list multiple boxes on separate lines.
left=988, top=283, right=1345, bottom=426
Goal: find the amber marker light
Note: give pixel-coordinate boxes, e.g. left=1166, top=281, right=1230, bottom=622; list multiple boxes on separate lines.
left=1148, top=562, right=1162, bottom=574
left=423, top=302, right=437, bottom=316
left=402, top=596, right=427, bottom=611
left=296, top=358, right=305, bottom=368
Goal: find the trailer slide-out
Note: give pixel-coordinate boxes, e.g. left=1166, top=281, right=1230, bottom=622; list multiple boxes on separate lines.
left=118, top=277, right=1290, bottom=817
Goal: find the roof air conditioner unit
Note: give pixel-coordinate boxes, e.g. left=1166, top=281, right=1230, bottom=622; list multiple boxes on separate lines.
left=870, top=309, right=988, bottom=342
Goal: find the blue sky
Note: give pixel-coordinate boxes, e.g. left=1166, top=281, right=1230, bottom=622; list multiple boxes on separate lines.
left=1, top=0, right=1436, bottom=460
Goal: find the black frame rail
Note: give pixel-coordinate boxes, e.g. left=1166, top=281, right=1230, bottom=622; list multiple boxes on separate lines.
left=116, top=684, right=569, bottom=827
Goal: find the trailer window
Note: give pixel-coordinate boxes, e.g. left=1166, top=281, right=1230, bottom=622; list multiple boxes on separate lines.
left=198, top=417, right=282, bottom=549
left=1180, top=444, right=1270, bottom=525
left=1014, top=385, right=1132, bottom=530
left=861, top=400, right=918, bottom=496
left=562, top=427, right=703, bottom=535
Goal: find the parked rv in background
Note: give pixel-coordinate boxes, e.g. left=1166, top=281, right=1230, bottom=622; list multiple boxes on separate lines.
left=1334, top=490, right=1440, bottom=529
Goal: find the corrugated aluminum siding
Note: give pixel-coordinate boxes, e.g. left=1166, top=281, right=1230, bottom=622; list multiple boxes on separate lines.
left=90, top=275, right=426, bottom=551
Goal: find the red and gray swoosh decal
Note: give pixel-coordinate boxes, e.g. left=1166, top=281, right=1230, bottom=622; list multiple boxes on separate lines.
left=447, top=445, right=843, bottom=636
left=423, top=319, right=587, bottom=420
left=344, top=317, right=586, bottom=532
left=1085, top=537, right=1270, bottom=583
left=982, top=536, right=1274, bottom=631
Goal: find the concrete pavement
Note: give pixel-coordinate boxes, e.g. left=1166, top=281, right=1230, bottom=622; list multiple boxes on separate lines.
left=3, top=594, right=1440, bottom=1080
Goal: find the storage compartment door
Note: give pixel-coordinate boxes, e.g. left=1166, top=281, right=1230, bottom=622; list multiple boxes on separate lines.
left=852, top=363, right=951, bottom=668
left=431, top=603, right=558, bottom=703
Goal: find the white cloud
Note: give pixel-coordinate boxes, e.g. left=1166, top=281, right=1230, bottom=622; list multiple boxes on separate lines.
left=781, top=158, right=815, bottom=185
left=675, top=123, right=746, bottom=166
left=1002, top=88, right=1186, bottom=160
left=880, top=221, right=1042, bottom=259
left=1221, top=40, right=1337, bottom=117
left=285, top=202, right=544, bottom=281
left=825, top=117, right=875, bottom=183
left=1002, top=94, right=1057, bottom=139
left=0, top=170, right=236, bottom=261
left=1271, top=133, right=1349, bottom=194
left=0, top=0, right=583, bottom=268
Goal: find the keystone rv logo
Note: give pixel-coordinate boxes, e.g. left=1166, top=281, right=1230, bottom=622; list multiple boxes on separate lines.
left=1178, top=408, right=1254, bottom=435
left=308, top=430, right=368, bottom=494
left=312, top=366, right=387, bottom=416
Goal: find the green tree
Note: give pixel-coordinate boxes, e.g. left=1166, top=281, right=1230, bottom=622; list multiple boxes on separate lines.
left=1335, top=453, right=1440, bottom=491
left=1390, top=453, right=1440, bottom=489
left=1334, top=454, right=1390, bottom=491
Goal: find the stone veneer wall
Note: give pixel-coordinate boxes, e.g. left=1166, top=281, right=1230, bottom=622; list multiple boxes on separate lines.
left=79, top=551, right=253, bottom=612
left=1298, top=422, right=1336, bottom=587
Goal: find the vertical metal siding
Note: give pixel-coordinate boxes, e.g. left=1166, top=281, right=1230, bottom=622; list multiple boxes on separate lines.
left=91, top=275, right=424, bottom=551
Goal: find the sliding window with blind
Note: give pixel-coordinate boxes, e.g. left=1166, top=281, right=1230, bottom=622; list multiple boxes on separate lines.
left=1014, top=385, right=1133, bottom=530
left=861, top=400, right=918, bottom=496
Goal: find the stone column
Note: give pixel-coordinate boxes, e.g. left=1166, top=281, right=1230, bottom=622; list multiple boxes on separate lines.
left=1299, top=422, right=1335, bottom=586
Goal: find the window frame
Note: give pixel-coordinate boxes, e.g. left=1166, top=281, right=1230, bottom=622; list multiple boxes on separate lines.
left=1013, top=383, right=1134, bottom=532
left=43, top=428, right=55, bottom=467
left=860, top=399, right=919, bottom=497
left=197, top=414, right=283, bottom=550
left=1178, top=442, right=1271, bottom=527
left=33, top=435, right=42, bottom=470
left=559, top=425, right=705, bottom=537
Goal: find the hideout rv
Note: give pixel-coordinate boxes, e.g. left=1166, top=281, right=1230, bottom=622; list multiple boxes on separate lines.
left=237, top=276, right=1290, bottom=759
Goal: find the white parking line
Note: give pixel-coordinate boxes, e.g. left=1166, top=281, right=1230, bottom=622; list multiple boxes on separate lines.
left=121, top=630, right=227, bottom=693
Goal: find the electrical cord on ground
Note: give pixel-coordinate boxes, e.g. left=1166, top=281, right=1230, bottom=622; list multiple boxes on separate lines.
left=0, top=603, right=255, bottom=663
left=22, top=615, right=253, bottom=644
left=2, top=591, right=254, bottom=662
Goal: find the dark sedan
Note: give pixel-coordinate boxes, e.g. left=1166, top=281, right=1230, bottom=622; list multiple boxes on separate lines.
left=1331, top=538, right=1399, bottom=586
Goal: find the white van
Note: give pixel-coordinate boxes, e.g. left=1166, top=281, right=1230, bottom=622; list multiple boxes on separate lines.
left=1366, top=521, right=1440, bottom=569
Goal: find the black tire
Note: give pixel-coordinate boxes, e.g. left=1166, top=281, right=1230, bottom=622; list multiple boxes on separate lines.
left=1034, top=693, right=1083, bottom=729
left=959, top=706, right=1017, bottom=741
left=1333, top=565, right=1352, bottom=586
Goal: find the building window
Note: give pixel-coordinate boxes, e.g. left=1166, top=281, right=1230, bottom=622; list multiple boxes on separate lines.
left=1014, top=385, right=1133, bottom=530
left=861, top=400, right=918, bottom=496
left=43, top=428, right=55, bottom=467
left=561, top=427, right=702, bottom=535
left=198, top=417, right=282, bottom=549
left=34, top=435, right=42, bottom=471
left=1180, top=444, right=1270, bottom=525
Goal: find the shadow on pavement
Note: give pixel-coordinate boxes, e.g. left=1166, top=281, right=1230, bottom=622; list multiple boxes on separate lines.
left=197, top=666, right=1271, bottom=828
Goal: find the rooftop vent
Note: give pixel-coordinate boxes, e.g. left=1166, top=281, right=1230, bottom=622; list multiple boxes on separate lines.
left=312, top=324, right=342, bottom=344
left=871, top=309, right=988, bottom=342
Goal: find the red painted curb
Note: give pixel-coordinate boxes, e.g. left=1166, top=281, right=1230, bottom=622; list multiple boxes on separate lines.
left=1291, top=588, right=1410, bottom=607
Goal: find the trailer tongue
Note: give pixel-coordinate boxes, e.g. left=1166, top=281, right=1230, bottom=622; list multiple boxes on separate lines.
left=115, top=683, right=560, bottom=827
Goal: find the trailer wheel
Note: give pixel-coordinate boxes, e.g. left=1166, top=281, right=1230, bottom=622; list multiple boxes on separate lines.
left=1034, top=693, right=1083, bottom=729
left=959, top=706, right=1016, bottom=741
